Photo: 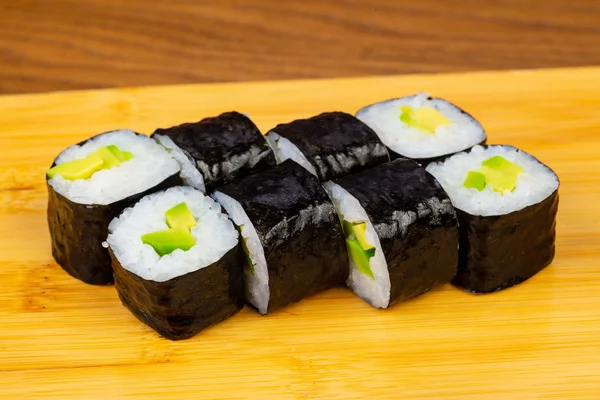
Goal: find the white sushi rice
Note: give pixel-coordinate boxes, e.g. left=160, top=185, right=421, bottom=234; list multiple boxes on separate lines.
left=212, top=191, right=270, bottom=315
left=426, top=145, right=559, bottom=216
left=107, top=186, right=238, bottom=282
left=48, top=130, right=180, bottom=205
left=265, top=131, right=318, bottom=176
left=356, top=93, right=486, bottom=159
left=324, top=181, right=391, bottom=309
left=154, top=134, right=206, bottom=192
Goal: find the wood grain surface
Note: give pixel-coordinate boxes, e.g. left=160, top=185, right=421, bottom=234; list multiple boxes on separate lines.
left=1, top=0, right=600, bottom=94
left=1, top=67, right=600, bottom=399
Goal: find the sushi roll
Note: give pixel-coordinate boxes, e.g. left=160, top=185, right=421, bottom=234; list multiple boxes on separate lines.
left=152, top=111, right=276, bottom=193
left=107, top=186, right=244, bottom=340
left=47, top=130, right=180, bottom=285
left=356, top=93, right=486, bottom=164
left=265, top=112, right=389, bottom=181
left=426, top=145, right=559, bottom=293
left=212, top=160, right=348, bottom=315
left=324, top=159, right=459, bottom=308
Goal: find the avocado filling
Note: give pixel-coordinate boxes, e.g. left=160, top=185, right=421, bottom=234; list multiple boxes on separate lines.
left=399, top=105, right=451, bottom=134
left=165, top=202, right=197, bottom=231
left=142, top=202, right=197, bottom=256
left=106, top=145, right=134, bottom=162
left=463, top=156, right=525, bottom=193
left=47, top=145, right=134, bottom=180
left=46, top=155, right=104, bottom=180
left=463, top=171, right=486, bottom=191
left=237, top=224, right=255, bottom=274
left=141, top=229, right=196, bottom=257
left=342, top=220, right=375, bottom=278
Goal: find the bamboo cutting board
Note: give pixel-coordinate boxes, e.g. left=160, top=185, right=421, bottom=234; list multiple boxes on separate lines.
left=1, top=67, right=599, bottom=399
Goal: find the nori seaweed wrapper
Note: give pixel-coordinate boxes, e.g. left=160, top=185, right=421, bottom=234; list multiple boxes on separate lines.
left=152, top=111, right=276, bottom=192
left=47, top=132, right=181, bottom=285
left=453, top=190, right=559, bottom=294
left=111, top=245, right=244, bottom=340
left=334, top=158, right=459, bottom=305
left=269, top=111, right=389, bottom=181
left=216, top=160, right=349, bottom=312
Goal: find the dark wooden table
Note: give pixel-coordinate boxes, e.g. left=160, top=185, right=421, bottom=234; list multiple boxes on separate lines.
left=1, top=0, right=599, bottom=94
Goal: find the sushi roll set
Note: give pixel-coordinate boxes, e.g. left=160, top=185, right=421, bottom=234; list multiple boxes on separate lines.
left=324, top=159, right=459, bottom=308
left=153, top=112, right=276, bottom=192
left=213, top=160, right=348, bottom=315
left=107, top=187, right=243, bottom=340
left=45, top=94, right=559, bottom=340
left=426, top=145, right=559, bottom=293
left=47, top=129, right=181, bottom=284
left=265, top=111, right=389, bottom=180
left=357, top=93, right=486, bottom=164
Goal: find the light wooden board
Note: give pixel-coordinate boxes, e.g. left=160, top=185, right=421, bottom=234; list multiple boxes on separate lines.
left=1, top=67, right=599, bottom=399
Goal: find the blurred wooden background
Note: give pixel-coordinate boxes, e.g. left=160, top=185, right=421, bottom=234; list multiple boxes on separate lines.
left=1, top=0, right=599, bottom=94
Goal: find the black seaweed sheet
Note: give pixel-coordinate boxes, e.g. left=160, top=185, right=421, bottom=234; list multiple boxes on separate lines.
left=47, top=132, right=181, bottom=285
left=453, top=192, right=558, bottom=293
left=216, top=160, right=349, bottom=313
left=451, top=147, right=559, bottom=293
left=152, top=111, right=276, bottom=192
left=334, top=158, right=459, bottom=306
left=111, top=245, right=244, bottom=340
left=269, top=112, right=389, bottom=181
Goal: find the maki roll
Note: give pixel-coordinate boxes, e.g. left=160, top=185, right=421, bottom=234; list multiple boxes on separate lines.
left=107, top=186, right=244, bottom=340
left=426, top=145, right=559, bottom=293
left=212, top=160, right=348, bottom=315
left=265, top=112, right=389, bottom=181
left=47, top=130, right=180, bottom=285
left=152, top=111, right=276, bottom=193
left=356, top=93, right=486, bottom=164
left=324, top=159, right=458, bottom=308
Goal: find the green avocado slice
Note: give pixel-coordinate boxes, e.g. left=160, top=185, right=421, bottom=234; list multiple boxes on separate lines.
left=237, top=224, right=255, bottom=274
left=165, top=202, right=196, bottom=231
left=351, top=222, right=374, bottom=251
left=341, top=219, right=377, bottom=278
left=346, top=238, right=374, bottom=278
left=141, top=228, right=196, bottom=256
left=342, top=220, right=375, bottom=251
left=90, top=146, right=121, bottom=169
left=479, top=156, right=524, bottom=193
left=463, top=170, right=486, bottom=191
left=479, top=166, right=517, bottom=193
left=399, top=105, right=451, bottom=134
left=107, top=145, right=134, bottom=162
left=46, top=155, right=104, bottom=180
left=342, top=220, right=355, bottom=238
left=47, top=145, right=134, bottom=180
left=241, top=238, right=255, bottom=274
left=482, top=156, right=524, bottom=176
